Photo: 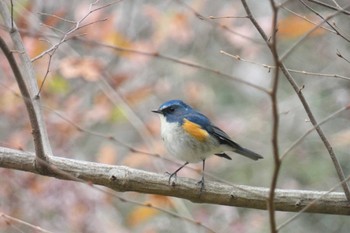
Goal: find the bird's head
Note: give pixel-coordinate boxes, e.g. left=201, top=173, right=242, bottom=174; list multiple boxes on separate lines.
left=152, top=100, right=192, bottom=123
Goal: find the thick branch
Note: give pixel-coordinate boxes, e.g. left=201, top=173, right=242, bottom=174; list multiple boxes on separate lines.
left=0, top=147, right=349, bottom=215
left=0, top=1, right=52, bottom=169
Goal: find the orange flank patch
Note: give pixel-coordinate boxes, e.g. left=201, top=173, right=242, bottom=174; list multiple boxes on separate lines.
left=183, top=119, right=209, bottom=141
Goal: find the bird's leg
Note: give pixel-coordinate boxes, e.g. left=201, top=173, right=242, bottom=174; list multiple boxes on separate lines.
left=197, top=159, right=206, bottom=192
left=167, top=162, right=189, bottom=185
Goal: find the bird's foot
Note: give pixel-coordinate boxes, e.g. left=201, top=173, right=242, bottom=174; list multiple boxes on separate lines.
left=166, top=171, right=177, bottom=186
left=197, top=177, right=205, bottom=193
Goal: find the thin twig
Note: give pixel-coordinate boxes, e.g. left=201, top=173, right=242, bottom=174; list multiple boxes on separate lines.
left=32, top=1, right=119, bottom=95
left=281, top=6, right=335, bottom=33
left=280, top=65, right=350, bottom=201
left=277, top=173, right=350, bottom=230
left=208, top=15, right=249, bottom=19
left=299, top=0, right=350, bottom=43
left=240, top=0, right=350, bottom=202
left=280, top=3, right=350, bottom=61
left=43, top=106, right=157, bottom=157
left=267, top=0, right=281, bottom=232
left=10, top=0, right=14, bottom=31
left=220, top=50, right=350, bottom=81
left=306, top=0, right=350, bottom=15
left=175, top=0, right=265, bottom=45
left=37, top=12, right=76, bottom=24
left=75, top=38, right=268, bottom=93
left=281, top=105, right=350, bottom=160
left=0, top=212, right=53, bottom=233
left=336, top=50, right=350, bottom=63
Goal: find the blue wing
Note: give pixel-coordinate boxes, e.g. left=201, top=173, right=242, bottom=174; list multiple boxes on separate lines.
left=210, top=125, right=263, bottom=160
left=184, top=112, right=263, bottom=161
left=183, top=112, right=212, bottom=128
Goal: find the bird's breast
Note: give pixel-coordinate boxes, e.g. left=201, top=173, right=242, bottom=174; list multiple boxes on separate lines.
left=159, top=116, right=220, bottom=163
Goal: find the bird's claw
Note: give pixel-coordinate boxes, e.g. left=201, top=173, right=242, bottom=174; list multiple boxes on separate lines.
left=166, top=171, right=177, bottom=186
left=197, top=177, right=205, bottom=193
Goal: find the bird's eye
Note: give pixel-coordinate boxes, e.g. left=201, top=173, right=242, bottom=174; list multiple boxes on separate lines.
left=167, top=107, right=175, bottom=113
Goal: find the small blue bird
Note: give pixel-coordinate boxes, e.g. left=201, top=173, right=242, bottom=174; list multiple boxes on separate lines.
left=153, top=100, right=263, bottom=191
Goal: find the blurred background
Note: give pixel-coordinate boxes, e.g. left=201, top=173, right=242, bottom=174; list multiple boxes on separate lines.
left=0, top=0, right=350, bottom=232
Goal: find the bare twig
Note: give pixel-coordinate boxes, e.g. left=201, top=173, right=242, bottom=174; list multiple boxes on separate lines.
left=37, top=12, right=76, bottom=24
left=281, top=105, right=350, bottom=160
left=240, top=0, right=350, bottom=203
left=31, top=1, right=119, bottom=95
left=278, top=173, right=350, bottom=230
left=208, top=15, right=249, bottom=19
left=239, top=1, right=282, bottom=231
left=299, top=0, right=350, bottom=43
left=281, top=6, right=335, bottom=34
left=306, top=0, right=350, bottom=15
left=75, top=38, right=269, bottom=93
left=280, top=64, right=350, bottom=201
left=280, top=3, right=350, bottom=61
left=266, top=0, right=282, bottom=232
left=220, top=50, right=350, bottom=81
left=10, top=0, right=14, bottom=31
left=175, top=0, right=265, bottom=45
left=336, top=50, right=350, bottom=63
left=31, top=1, right=120, bottom=62
left=0, top=212, right=53, bottom=233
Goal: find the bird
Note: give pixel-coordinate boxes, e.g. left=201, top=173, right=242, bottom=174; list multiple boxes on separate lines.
left=152, top=99, right=263, bottom=192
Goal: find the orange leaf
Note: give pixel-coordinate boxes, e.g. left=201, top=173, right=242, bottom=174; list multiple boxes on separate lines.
left=331, top=129, right=350, bottom=147
left=97, top=143, right=118, bottom=165
left=24, top=37, right=49, bottom=58
left=124, top=86, right=153, bottom=106
left=278, top=15, right=325, bottom=38
left=127, top=195, right=173, bottom=226
left=59, top=57, right=103, bottom=81
left=127, top=205, right=159, bottom=226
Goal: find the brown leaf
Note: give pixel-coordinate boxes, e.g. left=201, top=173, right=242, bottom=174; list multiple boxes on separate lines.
left=97, top=143, right=118, bottom=165
left=278, top=15, right=325, bottom=38
left=124, top=86, right=153, bottom=106
left=59, top=57, right=103, bottom=81
left=127, top=195, right=173, bottom=226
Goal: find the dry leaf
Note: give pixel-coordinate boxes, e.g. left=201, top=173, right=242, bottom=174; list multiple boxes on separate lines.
left=331, top=129, right=350, bottom=147
left=24, top=37, right=49, bottom=58
left=59, top=57, right=103, bottom=81
left=127, top=195, right=173, bottom=226
left=97, top=143, right=118, bottom=164
left=124, top=86, right=153, bottom=106
left=278, top=15, right=325, bottom=38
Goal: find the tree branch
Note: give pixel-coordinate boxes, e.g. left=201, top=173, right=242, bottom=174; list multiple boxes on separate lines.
left=0, top=147, right=349, bottom=215
left=306, top=0, right=350, bottom=15
left=0, top=1, right=52, bottom=171
left=267, top=0, right=281, bottom=231
left=240, top=0, right=350, bottom=201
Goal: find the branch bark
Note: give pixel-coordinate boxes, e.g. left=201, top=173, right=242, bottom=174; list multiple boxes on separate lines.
left=267, top=0, right=281, bottom=231
left=1, top=147, right=349, bottom=215
left=0, top=1, right=52, bottom=170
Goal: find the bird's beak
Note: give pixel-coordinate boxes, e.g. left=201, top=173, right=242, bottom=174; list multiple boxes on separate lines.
left=152, top=109, right=162, bottom=114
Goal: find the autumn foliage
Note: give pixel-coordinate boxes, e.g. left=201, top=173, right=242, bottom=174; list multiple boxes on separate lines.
left=1, top=1, right=350, bottom=233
